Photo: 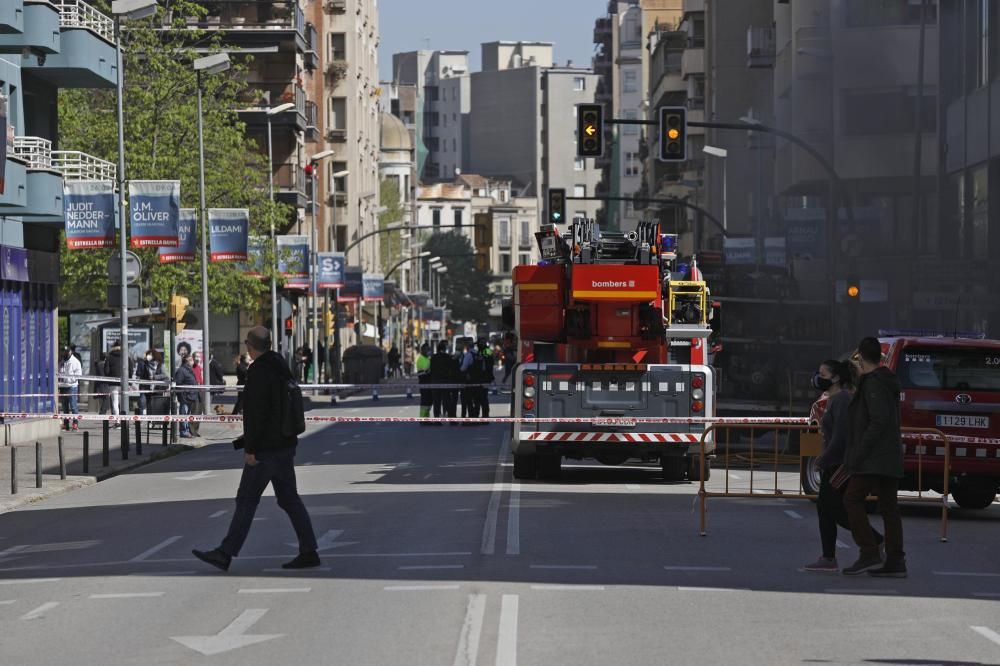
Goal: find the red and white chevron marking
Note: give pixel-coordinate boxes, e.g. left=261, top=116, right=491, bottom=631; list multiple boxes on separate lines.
left=904, top=442, right=1000, bottom=458
left=524, top=431, right=702, bottom=443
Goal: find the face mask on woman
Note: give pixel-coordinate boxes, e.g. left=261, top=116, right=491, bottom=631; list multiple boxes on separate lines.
left=145, top=354, right=153, bottom=362
left=811, top=373, right=834, bottom=392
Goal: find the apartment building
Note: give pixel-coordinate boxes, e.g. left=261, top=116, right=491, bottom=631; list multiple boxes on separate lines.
left=468, top=42, right=601, bottom=224
left=391, top=50, right=471, bottom=182
left=0, top=0, right=118, bottom=427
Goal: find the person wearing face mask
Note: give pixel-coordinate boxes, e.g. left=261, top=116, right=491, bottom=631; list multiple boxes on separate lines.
left=135, top=350, right=166, bottom=415
left=190, top=352, right=204, bottom=436
left=804, top=359, right=883, bottom=572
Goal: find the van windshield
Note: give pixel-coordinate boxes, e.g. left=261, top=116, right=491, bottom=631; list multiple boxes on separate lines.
left=898, top=347, right=1000, bottom=392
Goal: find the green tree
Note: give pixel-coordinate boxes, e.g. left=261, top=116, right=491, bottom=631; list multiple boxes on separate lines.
left=57, top=2, right=291, bottom=314
left=378, top=178, right=405, bottom=274
left=421, top=232, right=490, bottom=322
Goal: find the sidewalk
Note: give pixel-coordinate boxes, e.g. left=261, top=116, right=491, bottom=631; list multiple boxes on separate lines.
left=0, top=417, right=242, bottom=514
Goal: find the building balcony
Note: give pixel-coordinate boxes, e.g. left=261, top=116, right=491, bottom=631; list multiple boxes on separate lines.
left=497, top=235, right=511, bottom=250
left=304, top=22, right=318, bottom=71
left=237, top=82, right=307, bottom=131
left=681, top=47, right=704, bottom=79
left=0, top=1, right=59, bottom=54
left=327, top=191, right=347, bottom=207
left=28, top=0, right=116, bottom=88
left=683, top=0, right=705, bottom=15
left=747, top=26, right=775, bottom=68
left=6, top=137, right=63, bottom=221
left=594, top=17, right=611, bottom=44
left=323, top=0, right=347, bottom=14
left=305, top=100, right=319, bottom=143
left=1, top=1, right=23, bottom=34
left=177, top=3, right=306, bottom=52
left=0, top=154, right=28, bottom=209
left=325, top=127, right=347, bottom=143
left=274, top=162, right=307, bottom=210
left=52, top=149, right=116, bottom=182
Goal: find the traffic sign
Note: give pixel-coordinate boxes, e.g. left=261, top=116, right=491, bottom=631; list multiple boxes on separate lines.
left=108, top=250, right=142, bottom=285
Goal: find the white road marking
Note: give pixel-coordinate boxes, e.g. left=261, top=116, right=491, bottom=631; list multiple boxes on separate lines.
left=481, top=440, right=507, bottom=555
left=676, top=587, right=748, bottom=592
left=0, top=600, right=16, bottom=605
left=353, top=434, right=361, bottom=438
left=530, top=565, right=597, bottom=570
left=209, top=510, right=228, bottom=518
left=972, top=626, right=1000, bottom=647
left=934, top=571, right=1000, bottom=578
left=452, top=594, right=486, bottom=666
left=0, top=578, right=61, bottom=585
left=261, top=567, right=332, bottom=573
left=728, top=473, right=741, bottom=480
left=824, top=589, right=898, bottom=595
left=20, top=601, right=59, bottom=620
left=350, top=408, right=360, bottom=413
left=238, top=588, right=311, bottom=594
left=423, top=473, right=432, bottom=480
left=172, top=608, right=283, bottom=656
left=90, top=592, right=164, bottom=599
left=664, top=566, right=732, bottom=572
left=398, top=564, right=465, bottom=571
left=836, top=540, right=850, bottom=550
left=972, top=593, right=1000, bottom=598
left=496, top=594, right=519, bottom=666
left=339, top=442, right=348, bottom=446
left=506, top=482, right=520, bottom=556
left=384, top=584, right=461, bottom=591
left=625, top=484, right=640, bottom=491
left=530, top=585, right=605, bottom=591
left=175, top=470, right=216, bottom=481
left=2, top=541, right=99, bottom=555
left=129, top=536, right=183, bottom=562
left=288, top=529, right=355, bottom=551
left=252, top=517, right=268, bottom=521
left=128, top=571, right=194, bottom=576
left=323, top=451, right=333, bottom=455
left=784, top=510, right=803, bottom=519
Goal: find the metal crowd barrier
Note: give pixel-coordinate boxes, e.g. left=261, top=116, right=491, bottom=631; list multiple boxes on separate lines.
left=697, top=424, right=953, bottom=542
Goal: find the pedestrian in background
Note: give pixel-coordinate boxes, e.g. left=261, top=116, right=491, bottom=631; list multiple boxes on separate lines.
left=804, top=359, right=883, bottom=572
left=387, top=345, right=401, bottom=379
left=501, top=332, right=518, bottom=384
left=403, top=343, right=414, bottom=377
left=173, top=354, right=198, bottom=438
left=416, top=343, right=432, bottom=420
left=232, top=353, right=251, bottom=415
left=105, top=342, right=130, bottom=424
left=842, top=336, right=906, bottom=578
left=93, top=353, right=109, bottom=415
left=193, top=326, right=319, bottom=572
left=430, top=340, right=457, bottom=421
left=190, top=352, right=204, bottom=436
left=459, top=340, right=477, bottom=419
left=135, top=349, right=166, bottom=415
left=58, top=347, right=82, bottom=431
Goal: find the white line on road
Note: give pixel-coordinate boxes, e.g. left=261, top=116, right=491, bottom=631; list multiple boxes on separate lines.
left=398, top=565, right=465, bottom=571
left=481, top=440, right=507, bottom=555
left=496, top=594, right=518, bottom=666
left=128, top=571, right=194, bottom=576
left=384, top=585, right=461, bottom=591
left=530, top=585, right=605, bottom=591
left=664, top=566, right=732, bottom=572
left=934, top=571, right=1000, bottom=578
left=129, top=536, right=183, bottom=563
left=0, top=600, right=16, bottom=605
left=824, top=589, right=898, bottom=595
left=836, top=540, right=850, bottom=550
left=175, top=470, right=216, bottom=481
left=783, top=510, right=803, bottom=519
left=728, top=473, right=741, bottom=480
left=625, top=484, right=640, bottom=490
left=323, top=451, right=333, bottom=455
left=20, top=601, right=59, bottom=620
left=339, top=442, right=348, bottom=446
left=452, top=594, right=486, bottom=666
left=261, top=567, right=332, bottom=573
left=238, top=588, right=311, bottom=594
left=530, top=565, right=598, bottom=570
left=506, top=482, right=520, bottom=556
left=972, top=626, right=1000, bottom=647
left=676, top=587, right=748, bottom=592
left=0, top=578, right=61, bottom=585
left=209, top=510, right=228, bottom=518
left=972, top=593, right=1000, bottom=598
left=90, top=592, right=165, bottom=599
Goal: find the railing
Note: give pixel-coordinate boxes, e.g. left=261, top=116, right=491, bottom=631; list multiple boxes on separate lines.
left=54, top=0, right=115, bottom=43
left=274, top=163, right=306, bottom=194
left=240, top=82, right=306, bottom=116
left=52, top=150, right=117, bottom=182
left=324, top=0, right=347, bottom=14
left=190, top=3, right=305, bottom=36
left=12, top=137, right=54, bottom=171
left=747, top=26, right=776, bottom=66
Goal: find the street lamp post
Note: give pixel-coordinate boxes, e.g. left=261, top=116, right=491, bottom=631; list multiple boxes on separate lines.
left=193, top=53, right=232, bottom=414
left=110, top=0, right=158, bottom=414
left=266, top=101, right=295, bottom=351
left=326, top=166, right=348, bottom=384
left=305, top=150, right=336, bottom=383
left=702, top=145, right=728, bottom=235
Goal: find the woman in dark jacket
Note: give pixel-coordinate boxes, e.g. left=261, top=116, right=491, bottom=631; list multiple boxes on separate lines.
left=173, top=355, right=198, bottom=438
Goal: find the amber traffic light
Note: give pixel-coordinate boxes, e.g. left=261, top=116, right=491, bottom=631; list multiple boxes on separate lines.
left=659, top=106, right=687, bottom=162
left=576, top=103, right=604, bottom=158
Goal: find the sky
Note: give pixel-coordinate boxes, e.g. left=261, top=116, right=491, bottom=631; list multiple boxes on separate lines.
left=376, top=0, right=609, bottom=81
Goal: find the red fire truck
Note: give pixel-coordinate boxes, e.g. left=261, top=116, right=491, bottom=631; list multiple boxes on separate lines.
left=508, top=220, right=716, bottom=481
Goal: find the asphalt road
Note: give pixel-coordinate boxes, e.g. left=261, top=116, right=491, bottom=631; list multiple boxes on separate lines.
left=0, top=393, right=998, bottom=665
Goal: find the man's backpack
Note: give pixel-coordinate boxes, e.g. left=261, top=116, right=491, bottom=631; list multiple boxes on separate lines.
left=280, top=378, right=306, bottom=437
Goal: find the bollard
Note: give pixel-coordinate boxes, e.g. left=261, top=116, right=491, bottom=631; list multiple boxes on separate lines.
left=162, top=418, right=168, bottom=447
left=35, top=441, right=42, bottom=489
left=58, top=436, right=66, bottom=481
left=83, top=432, right=90, bottom=475
left=372, top=388, right=379, bottom=401
left=170, top=385, right=178, bottom=444
left=10, top=447, right=16, bottom=495
left=120, top=420, right=129, bottom=460
left=406, top=386, right=413, bottom=399
left=102, top=422, right=110, bottom=467
left=135, top=420, right=142, bottom=457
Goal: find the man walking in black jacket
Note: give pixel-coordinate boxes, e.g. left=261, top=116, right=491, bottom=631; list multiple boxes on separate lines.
left=842, top=336, right=906, bottom=578
left=193, top=326, right=319, bottom=572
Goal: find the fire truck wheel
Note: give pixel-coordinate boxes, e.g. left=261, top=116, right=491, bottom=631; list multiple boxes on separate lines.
left=512, top=454, right=538, bottom=480
left=951, top=478, right=999, bottom=510
left=800, top=457, right=822, bottom=497
left=661, top=456, right=686, bottom=482
left=688, top=456, right=711, bottom=482
left=538, top=455, right=562, bottom=480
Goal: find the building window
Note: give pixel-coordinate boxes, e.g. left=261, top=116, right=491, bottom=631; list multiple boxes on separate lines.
left=498, top=218, right=510, bottom=247
left=329, top=33, right=346, bottom=60
left=499, top=253, right=512, bottom=273
left=842, top=90, right=936, bottom=134
left=622, top=70, right=638, bottom=94
left=574, top=77, right=586, bottom=91
left=329, top=97, right=347, bottom=129
left=331, top=161, right=348, bottom=193
left=844, top=0, right=937, bottom=28
left=518, top=253, right=531, bottom=266
left=622, top=110, right=638, bottom=135
left=425, top=86, right=439, bottom=101
left=624, top=152, right=640, bottom=177
left=432, top=209, right=441, bottom=227
left=574, top=185, right=586, bottom=197
left=454, top=208, right=463, bottom=227
left=574, top=157, right=585, bottom=171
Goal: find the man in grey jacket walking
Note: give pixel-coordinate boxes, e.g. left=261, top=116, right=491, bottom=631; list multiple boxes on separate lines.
left=842, top=336, right=906, bottom=578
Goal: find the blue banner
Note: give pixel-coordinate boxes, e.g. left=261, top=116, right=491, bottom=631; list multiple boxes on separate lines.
left=242, top=236, right=268, bottom=279
left=338, top=267, right=363, bottom=302
left=158, top=209, right=196, bottom=263
left=362, top=273, right=384, bottom=301
left=316, top=252, right=345, bottom=289
left=277, top=235, right=309, bottom=290
left=208, top=208, right=250, bottom=262
left=723, top=238, right=757, bottom=265
left=0, top=96, right=6, bottom=195
left=64, top=181, right=116, bottom=249
left=0, top=245, right=29, bottom=282
left=129, top=180, right=180, bottom=248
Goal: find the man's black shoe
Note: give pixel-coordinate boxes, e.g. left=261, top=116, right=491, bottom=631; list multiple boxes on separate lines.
left=842, top=554, right=883, bottom=576
left=281, top=551, right=321, bottom=570
left=869, top=560, right=907, bottom=578
left=192, top=548, right=231, bottom=572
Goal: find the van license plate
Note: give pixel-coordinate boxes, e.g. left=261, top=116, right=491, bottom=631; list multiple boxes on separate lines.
left=594, top=418, right=637, bottom=427
left=935, top=414, right=990, bottom=429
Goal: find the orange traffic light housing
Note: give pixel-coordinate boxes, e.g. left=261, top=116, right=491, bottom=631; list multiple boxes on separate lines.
left=659, top=106, right=687, bottom=162
left=576, top=103, right=604, bottom=158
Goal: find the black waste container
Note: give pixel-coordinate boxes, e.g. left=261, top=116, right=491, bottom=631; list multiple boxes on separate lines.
left=342, top=345, right=386, bottom=385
